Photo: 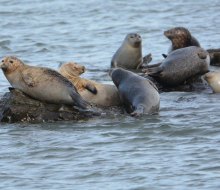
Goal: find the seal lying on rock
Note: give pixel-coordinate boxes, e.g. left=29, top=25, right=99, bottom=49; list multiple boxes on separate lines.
left=110, top=68, right=160, bottom=116
left=164, top=27, right=201, bottom=53
left=59, top=62, right=121, bottom=107
left=204, top=71, right=220, bottom=93
left=111, top=33, right=143, bottom=70
left=0, top=56, right=88, bottom=109
left=143, top=46, right=210, bottom=87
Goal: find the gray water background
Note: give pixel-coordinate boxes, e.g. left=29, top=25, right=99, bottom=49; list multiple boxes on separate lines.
left=0, top=0, right=220, bottom=189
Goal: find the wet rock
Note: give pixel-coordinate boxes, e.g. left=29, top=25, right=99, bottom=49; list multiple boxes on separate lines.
left=0, top=88, right=101, bottom=123
left=207, top=48, right=220, bottom=66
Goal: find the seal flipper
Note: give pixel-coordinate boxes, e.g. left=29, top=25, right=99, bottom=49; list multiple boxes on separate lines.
left=130, top=105, right=145, bottom=117
left=21, top=73, right=36, bottom=87
left=69, top=90, right=89, bottom=109
left=162, top=54, right=167, bottom=58
left=142, top=53, right=152, bottom=65
left=85, top=83, right=97, bottom=94
left=143, top=66, right=163, bottom=76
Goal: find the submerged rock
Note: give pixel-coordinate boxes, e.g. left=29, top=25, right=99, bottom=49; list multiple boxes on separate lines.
left=0, top=88, right=102, bottom=123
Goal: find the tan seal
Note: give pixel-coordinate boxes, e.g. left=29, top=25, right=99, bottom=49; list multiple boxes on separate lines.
left=111, top=33, right=143, bottom=70
left=204, top=71, right=220, bottom=93
left=59, top=62, right=121, bottom=107
left=164, top=27, right=201, bottom=53
left=109, top=68, right=160, bottom=117
left=0, top=56, right=88, bottom=109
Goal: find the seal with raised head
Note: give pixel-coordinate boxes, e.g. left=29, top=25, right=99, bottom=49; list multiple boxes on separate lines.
left=0, top=56, right=88, bottom=109
left=164, top=27, right=201, bottom=53
left=144, top=46, right=210, bottom=87
left=204, top=71, right=220, bottom=93
left=109, top=68, right=160, bottom=116
left=111, top=33, right=143, bottom=70
left=59, top=62, right=121, bottom=107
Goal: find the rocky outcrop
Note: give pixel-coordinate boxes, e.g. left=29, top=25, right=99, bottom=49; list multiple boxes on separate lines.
left=0, top=88, right=103, bottom=123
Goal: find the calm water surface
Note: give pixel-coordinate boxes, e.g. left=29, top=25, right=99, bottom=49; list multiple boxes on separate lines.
left=1, top=0, right=220, bottom=189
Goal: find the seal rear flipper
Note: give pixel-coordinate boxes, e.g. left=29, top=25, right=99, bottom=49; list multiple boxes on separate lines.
left=70, top=91, right=89, bottom=109
left=143, top=66, right=163, bottom=76
left=85, top=83, right=97, bottom=94
left=162, top=54, right=167, bottom=58
left=142, top=62, right=162, bottom=70
left=111, top=60, right=117, bottom=68
left=142, top=53, right=152, bottom=65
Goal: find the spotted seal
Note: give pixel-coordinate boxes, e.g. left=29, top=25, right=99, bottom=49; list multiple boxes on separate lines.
left=204, top=71, right=220, bottom=93
left=0, top=56, right=88, bottom=109
left=110, top=68, right=160, bottom=116
left=111, top=33, right=143, bottom=70
left=164, top=27, right=201, bottom=53
left=59, top=62, right=121, bottom=107
left=143, top=46, right=210, bottom=87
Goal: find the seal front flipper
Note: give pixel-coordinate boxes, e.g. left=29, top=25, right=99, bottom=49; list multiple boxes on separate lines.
left=130, top=105, right=145, bottom=117
left=21, top=72, right=36, bottom=87
left=85, top=83, right=97, bottom=94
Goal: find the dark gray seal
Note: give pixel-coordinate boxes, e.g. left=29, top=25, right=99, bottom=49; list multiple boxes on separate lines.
left=164, top=27, right=201, bottom=53
left=144, top=46, right=210, bottom=87
left=110, top=68, right=160, bottom=116
left=111, top=33, right=143, bottom=70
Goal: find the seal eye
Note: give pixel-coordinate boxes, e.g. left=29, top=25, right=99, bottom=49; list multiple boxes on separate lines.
left=9, top=60, right=14, bottom=64
left=1, top=60, right=4, bottom=63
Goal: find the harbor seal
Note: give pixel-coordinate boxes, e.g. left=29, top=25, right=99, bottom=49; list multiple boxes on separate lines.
left=111, top=33, right=143, bottom=70
left=164, top=27, right=201, bottom=53
left=204, top=71, right=220, bottom=93
left=59, top=62, right=121, bottom=107
left=109, top=68, right=160, bottom=116
left=0, top=56, right=88, bottom=109
left=143, top=46, right=210, bottom=87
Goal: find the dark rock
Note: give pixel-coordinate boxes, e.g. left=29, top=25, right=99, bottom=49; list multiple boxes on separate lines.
left=207, top=48, right=220, bottom=66
left=0, top=88, right=102, bottom=123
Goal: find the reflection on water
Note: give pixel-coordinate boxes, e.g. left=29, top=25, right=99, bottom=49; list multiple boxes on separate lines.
left=0, top=0, right=220, bottom=189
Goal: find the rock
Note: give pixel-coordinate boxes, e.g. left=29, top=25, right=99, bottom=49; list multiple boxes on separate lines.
left=207, top=48, right=220, bottom=66
left=0, top=88, right=102, bottom=123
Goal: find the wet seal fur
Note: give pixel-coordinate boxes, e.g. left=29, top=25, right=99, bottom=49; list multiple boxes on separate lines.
left=59, top=62, right=121, bottom=107
left=110, top=68, right=160, bottom=117
left=143, top=46, right=210, bottom=87
left=0, top=56, right=88, bottom=109
left=164, top=27, right=200, bottom=53
left=204, top=71, right=220, bottom=93
left=111, top=33, right=143, bottom=70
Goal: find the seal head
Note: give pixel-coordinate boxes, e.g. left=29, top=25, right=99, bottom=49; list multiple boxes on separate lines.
left=204, top=71, right=220, bottom=93
left=164, top=27, right=200, bottom=53
left=111, top=33, right=143, bottom=70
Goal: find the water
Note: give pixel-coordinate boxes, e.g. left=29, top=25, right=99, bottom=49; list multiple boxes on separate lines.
left=1, top=0, right=220, bottom=189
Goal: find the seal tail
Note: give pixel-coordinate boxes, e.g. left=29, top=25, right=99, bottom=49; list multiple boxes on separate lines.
left=70, top=90, right=89, bottom=109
